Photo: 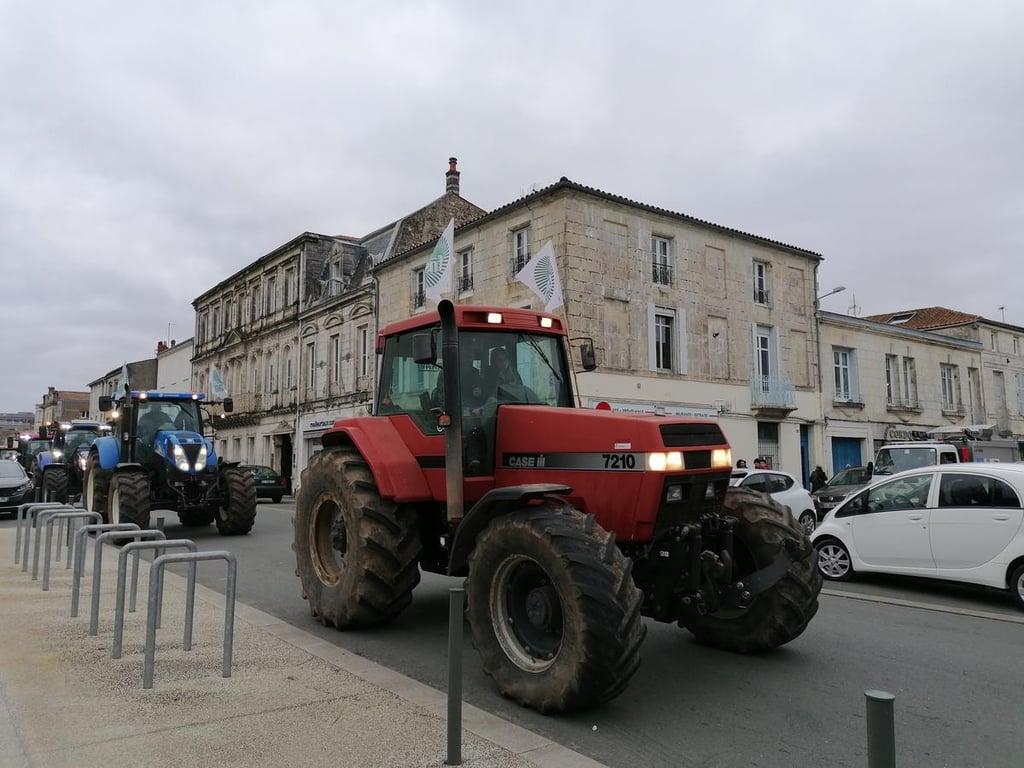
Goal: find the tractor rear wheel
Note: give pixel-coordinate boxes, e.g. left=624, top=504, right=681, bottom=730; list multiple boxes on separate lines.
left=215, top=468, right=257, bottom=535
left=41, top=467, right=70, bottom=504
left=83, top=454, right=110, bottom=516
left=178, top=510, right=216, bottom=527
left=292, top=448, right=421, bottom=628
left=465, top=503, right=645, bottom=714
left=107, top=472, right=151, bottom=528
left=680, top=488, right=821, bottom=652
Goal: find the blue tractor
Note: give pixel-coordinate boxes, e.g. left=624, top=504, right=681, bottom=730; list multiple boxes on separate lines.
left=84, top=391, right=257, bottom=534
left=35, top=420, right=106, bottom=503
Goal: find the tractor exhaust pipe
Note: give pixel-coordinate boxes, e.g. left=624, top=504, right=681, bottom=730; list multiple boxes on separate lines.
left=438, top=300, right=465, bottom=524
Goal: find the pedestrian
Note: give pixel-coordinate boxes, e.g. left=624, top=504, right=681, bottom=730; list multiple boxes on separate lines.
left=754, top=457, right=767, bottom=470
left=736, top=459, right=747, bottom=469
left=810, top=465, right=827, bottom=491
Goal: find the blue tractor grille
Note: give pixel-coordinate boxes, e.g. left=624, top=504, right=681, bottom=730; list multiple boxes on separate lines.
left=182, top=444, right=203, bottom=466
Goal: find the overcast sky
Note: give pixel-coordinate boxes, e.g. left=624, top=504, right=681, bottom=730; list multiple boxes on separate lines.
left=2, top=1, right=1022, bottom=413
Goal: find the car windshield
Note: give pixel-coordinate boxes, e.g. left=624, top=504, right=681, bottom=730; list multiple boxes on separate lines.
left=828, top=467, right=868, bottom=486
left=0, top=461, right=27, bottom=479
left=874, top=446, right=937, bottom=475
left=246, top=466, right=277, bottom=479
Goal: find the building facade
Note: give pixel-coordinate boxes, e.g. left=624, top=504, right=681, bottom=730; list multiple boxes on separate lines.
left=155, top=337, right=194, bottom=392
left=87, top=359, right=158, bottom=422
left=374, top=178, right=826, bottom=483
left=37, top=387, right=91, bottom=433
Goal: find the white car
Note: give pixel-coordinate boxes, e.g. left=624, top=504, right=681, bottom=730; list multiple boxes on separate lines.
left=729, top=469, right=818, bottom=535
left=811, top=463, right=1024, bottom=610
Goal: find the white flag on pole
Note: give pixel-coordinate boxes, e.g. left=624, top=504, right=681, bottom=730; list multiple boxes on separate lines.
left=116, top=362, right=130, bottom=396
left=423, top=218, right=455, bottom=304
left=515, top=240, right=563, bottom=312
left=210, top=365, right=230, bottom=400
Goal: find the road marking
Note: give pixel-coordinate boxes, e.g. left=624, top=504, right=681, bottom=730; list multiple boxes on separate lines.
left=822, top=587, right=1024, bottom=624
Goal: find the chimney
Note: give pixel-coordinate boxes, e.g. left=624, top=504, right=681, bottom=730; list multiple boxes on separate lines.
left=445, top=157, right=460, bottom=195
left=156, top=341, right=168, bottom=354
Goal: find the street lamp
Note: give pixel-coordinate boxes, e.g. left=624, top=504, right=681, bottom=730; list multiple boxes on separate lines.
left=817, top=286, right=846, bottom=301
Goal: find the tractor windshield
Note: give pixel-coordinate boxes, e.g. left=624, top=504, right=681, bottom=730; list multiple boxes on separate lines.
left=135, top=400, right=202, bottom=444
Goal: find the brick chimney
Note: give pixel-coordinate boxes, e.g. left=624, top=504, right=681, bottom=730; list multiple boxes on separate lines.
left=445, top=157, right=460, bottom=195
left=156, top=340, right=168, bottom=354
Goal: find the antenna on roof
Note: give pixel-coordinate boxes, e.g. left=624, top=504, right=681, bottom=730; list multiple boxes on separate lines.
left=847, top=293, right=860, bottom=317
left=998, top=305, right=1006, bottom=322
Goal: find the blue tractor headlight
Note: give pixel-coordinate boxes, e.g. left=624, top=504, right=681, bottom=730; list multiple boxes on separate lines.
left=172, top=444, right=189, bottom=472
left=195, top=445, right=208, bottom=471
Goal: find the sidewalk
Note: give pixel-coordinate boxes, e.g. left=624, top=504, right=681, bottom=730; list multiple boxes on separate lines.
left=0, top=526, right=606, bottom=768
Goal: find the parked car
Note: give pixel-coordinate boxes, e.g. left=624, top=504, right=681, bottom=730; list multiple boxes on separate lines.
left=0, top=459, right=35, bottom=516
left=812, top=466, right=871, bottom=519
left=812, top=464, right=1024, bottom=610
left=241, top=464, right=289, bottom=503
left=730, top=468, right=818, bottom=535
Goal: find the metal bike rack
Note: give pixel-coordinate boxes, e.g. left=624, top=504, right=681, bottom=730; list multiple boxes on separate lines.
left=14, top=502, right=68, bottom=565
left=71, top=524, right=141, bottom=618
left=89, top=529, right=170, bottom=636
left=143, top=551, right=237, bottom=689
left=31, top=508, right=80, bottom=580
left=112, top=538, right=197, bottom=659
left=54, top=504, right=85, bottom=565
left=41, top=511, right=101, bottom=591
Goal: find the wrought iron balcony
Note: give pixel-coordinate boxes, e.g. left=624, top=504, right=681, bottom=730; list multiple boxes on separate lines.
left=652, top=262, right=673, bottom=286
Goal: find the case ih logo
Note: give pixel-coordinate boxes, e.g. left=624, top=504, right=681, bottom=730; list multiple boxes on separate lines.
left=504, top=454, right=547, bottom=468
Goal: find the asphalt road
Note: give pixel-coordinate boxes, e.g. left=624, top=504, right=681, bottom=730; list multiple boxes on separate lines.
left=11, top=502, right=1023, bottom=767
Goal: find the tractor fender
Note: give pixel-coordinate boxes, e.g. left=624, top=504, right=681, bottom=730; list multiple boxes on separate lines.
left=92, top=436, right=121, bottom=471
left=320, top=418, right=433, bottom=503
left=447, top=483, right=573, bottom=577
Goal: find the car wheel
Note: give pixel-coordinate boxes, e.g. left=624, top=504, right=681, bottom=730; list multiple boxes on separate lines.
left=1011, top=563, right=1024, bottom=611
left=798, top=510, right=817, bottom=536
left=815, top=538, right=854, bottom=581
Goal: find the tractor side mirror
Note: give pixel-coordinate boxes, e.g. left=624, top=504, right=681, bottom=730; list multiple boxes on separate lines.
left=99, top=396, right=113, bottom=413
left=412, top=332, right=437, bottom=365
left=223, top=397, right=234, bottom=413
left=577, top=338, right=597, bottom=372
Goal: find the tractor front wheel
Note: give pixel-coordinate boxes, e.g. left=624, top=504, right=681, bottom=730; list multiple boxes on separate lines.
left=679, top=488, right=821, bottom=652
left=215, top=468, right=257, bottom=535
left=292, top=448, right=421, bottom=628
left=41, top=467, right=70, bottom=504
left=465, top=503, right=645, bottom=714
left=107, top=472, right=151, bottom=528
left=83, top=454, right=110, bottom=516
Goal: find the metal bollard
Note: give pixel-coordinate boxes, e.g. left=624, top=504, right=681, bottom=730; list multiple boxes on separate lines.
left=31, top=508, right=78, bottom=580
left=112, top=538, right=196, bottom=659
left=42, top=511, right=101, bottom=590
left=89, top=529, right=171, bottom=636
left=71, top=523, right=140, bottom=618
left=143, top=550, right=237, bottom=689
left=446, top=587, right=464, bottom=766
left=15, top=502, right=67, bottom=566
left=866, top=690, right=896, bottom=768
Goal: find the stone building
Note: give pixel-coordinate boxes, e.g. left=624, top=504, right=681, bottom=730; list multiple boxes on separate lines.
left=191, top=159, right=484, bottom=489
left=37, top=386, right=91, bottom=433
left=87, top=359, right=159, bottom=421
left=155, top=337, right=195, bottom=392
left=818, top=311, right=987, bottom=471
left=374, top=177, right=826, bottom=481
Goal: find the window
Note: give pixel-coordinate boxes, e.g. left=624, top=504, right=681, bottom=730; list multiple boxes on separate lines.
left=305, top=341, right=316, bottom=394
left=885, top=354, right=900, bottom=404
left=754, top=324, right=774, bottom=389
left=328, top=261, right=344, bottom=296
left=267, top=355, right=276, bottom=392
left=413, top=268, right=425, bottom=308
left=357, top=324, right=370, bottom=379
left=652, top=308, right=675, bottom=372
left=1018, top=372, right=1024, bottom=415
left=902, top=357, right=918, bottom=405
left=651, top=236, right=672, bottom=286
left=198, top=311, right=209, bottom=344
left=939, top=473, right=1021, bottom=509
left=888, top=312, right=916, bottom=325
left=1014, top=337, right=1020, bottom=356
left=284, top=267, right=296, bottom=306
left=459, top=248, right=474, bottom=293
left=251, top=283, right=262, bottom=323
left=329, top=333, right=341, bottom=385
left=513, top=227, right=530, bottom=274
left=266, top=276, right=277, bottom=314
left=212, top=304, right=221, bottom=336
left=832, top=347, right=857, bottom=402
left=224, top=298, right=234, bottom=331
left=753, top=261, right=770, bottom=305
left=940, top=364, right=959, bottom=412
left=284, top=347, right=294, bottom=390
left=990, top=332, right=998, bottom=350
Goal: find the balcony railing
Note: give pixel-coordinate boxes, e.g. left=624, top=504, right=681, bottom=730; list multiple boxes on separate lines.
left=753, top=287, right=772, bottom=306
left=459, top=275, right=473, bottom=293
left=886, top=397, right=921, bottom=412
left=412, top=288, right=425, bottom=309
left=652, top=262, right=673, bottom=286
left=751, top=374, right=796, bottom=409
left=941, top=403, right=966, bottom=416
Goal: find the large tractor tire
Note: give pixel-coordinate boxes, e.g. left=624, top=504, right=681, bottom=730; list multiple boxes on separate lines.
left=680, top=488, right=821, bottom=653
left=292, top=448, right=421, bottom=628
left=83, top=454, right=110, bottom=516
left=41, top=467, right=70, bottom=503
left=107, top=472, right=152, bottom=528
left=178, top=509, right=216, bottom=527
left=215, top=467, right=257, bottom=535
left=465, top=503, right=646, bottom=714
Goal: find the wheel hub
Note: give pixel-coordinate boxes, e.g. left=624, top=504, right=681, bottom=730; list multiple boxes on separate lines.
left=524, top=586, right=555, bottom=628
left=491, top=556, right=562, bottom=671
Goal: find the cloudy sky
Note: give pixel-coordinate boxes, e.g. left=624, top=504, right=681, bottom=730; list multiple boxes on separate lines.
left=2, top=1, right=1022, bottom=413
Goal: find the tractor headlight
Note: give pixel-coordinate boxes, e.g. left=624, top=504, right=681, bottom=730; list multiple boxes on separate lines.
left=647, top=451, right=683, bottom=471
left=172, top=444, right=189, bottom=472
left=194, top=445, right=208, bottom=472
left=77, top=454, right=88, bottom=471
left=52, top=449, right=63, bottom=459
left=711, top=448, right=732, bottom=469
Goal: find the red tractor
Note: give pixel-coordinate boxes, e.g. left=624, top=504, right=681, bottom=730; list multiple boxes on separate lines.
left=293, top=301, right=820, bottom=713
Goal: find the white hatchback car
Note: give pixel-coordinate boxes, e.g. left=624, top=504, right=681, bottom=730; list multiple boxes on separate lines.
left=811, top=463, right=1024, bottom=609
left=729, top=469, right=818, bottom=535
